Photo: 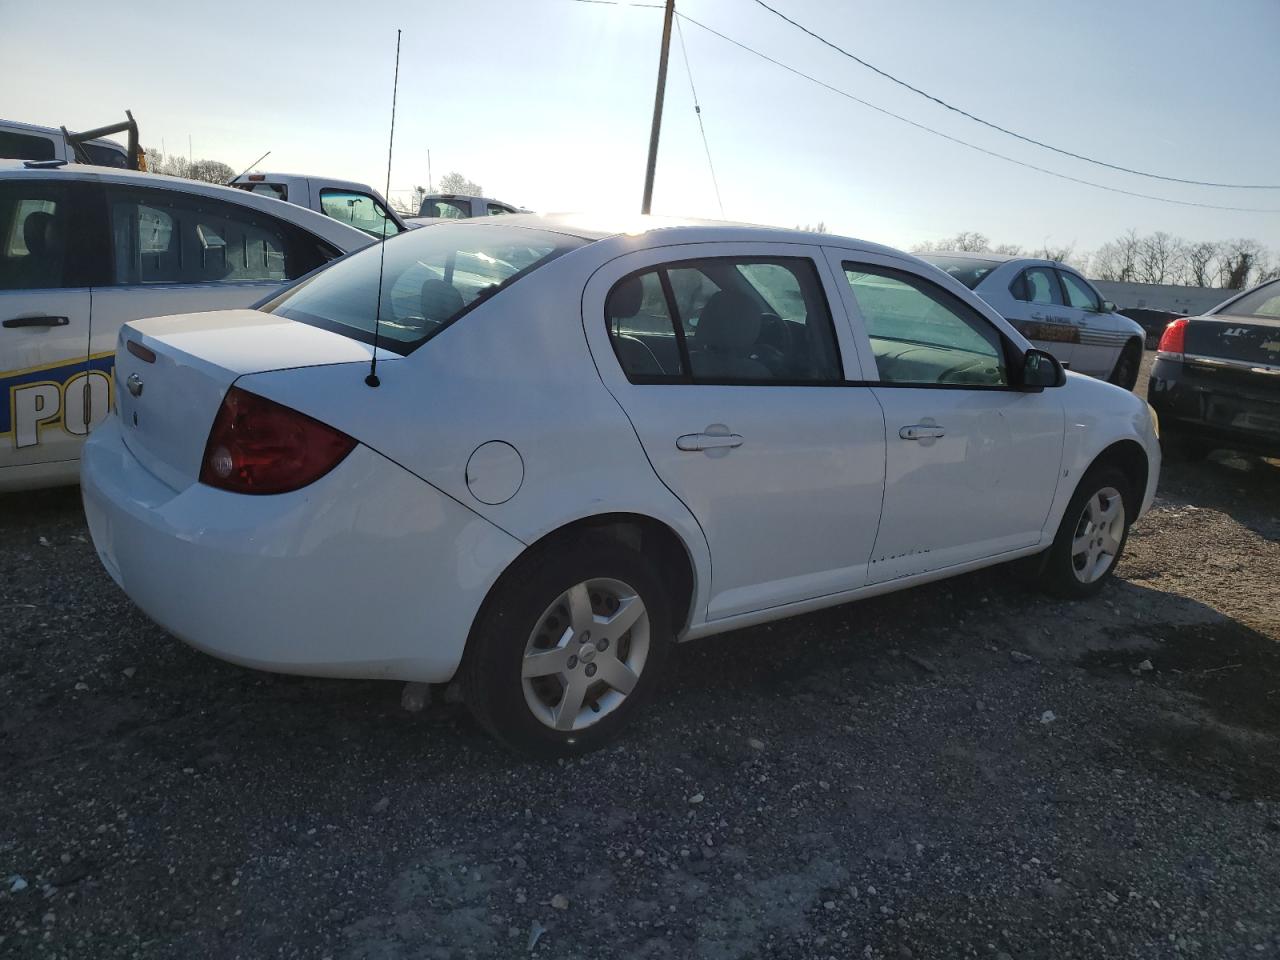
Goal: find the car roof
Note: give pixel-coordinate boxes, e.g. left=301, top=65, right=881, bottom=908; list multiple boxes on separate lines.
left=434, top=212, right=909, bottom=255
left=922, top=250, right=1070, bottom=269
left=0, top=161, right=373, bottom=252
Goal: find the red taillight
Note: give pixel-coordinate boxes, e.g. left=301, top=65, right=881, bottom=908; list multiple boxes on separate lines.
left=199, top=387, right=356, bottom=495
left=1158, top=317, right=1188, bottom=356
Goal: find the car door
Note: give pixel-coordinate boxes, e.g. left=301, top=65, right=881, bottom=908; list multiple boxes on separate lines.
left=1005, top=265, right=1078, bottom=370
left=1058, top=268, right=1119, bottom=379
left=825, top=249, right=1065, bottom=583
left=88, top=182, right=339, bottom=397
left=0, top=176, right=97, bottom=476
left=583, top=242, right=887, bottom=621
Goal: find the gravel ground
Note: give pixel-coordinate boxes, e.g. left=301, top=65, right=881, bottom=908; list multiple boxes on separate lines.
left=2, top=359, right=1278, bottom=960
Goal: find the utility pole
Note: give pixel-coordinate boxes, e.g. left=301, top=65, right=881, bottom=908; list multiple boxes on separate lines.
left=641, top=0, right=675, bottom=215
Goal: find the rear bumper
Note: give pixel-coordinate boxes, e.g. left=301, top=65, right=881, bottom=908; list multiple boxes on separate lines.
left=81, top=417, right=524, bottom=682
left=1149, top=357, right=1280, bottom=457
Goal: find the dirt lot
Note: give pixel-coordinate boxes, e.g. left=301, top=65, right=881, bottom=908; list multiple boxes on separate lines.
left=2, top=362, right=1278, bottom=959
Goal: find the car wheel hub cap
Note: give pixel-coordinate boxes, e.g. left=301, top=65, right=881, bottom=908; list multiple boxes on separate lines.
left=1070, top=486, right=1125, bottom=584
left=521, top=578, right=649, bottom=732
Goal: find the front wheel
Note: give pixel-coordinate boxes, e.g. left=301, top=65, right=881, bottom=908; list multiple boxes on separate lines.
left=1037, top=466, right=1133, bottom=599
left=462, top=537, right=672, bottom=758
left=1108, top=340, right=1143, bottom=391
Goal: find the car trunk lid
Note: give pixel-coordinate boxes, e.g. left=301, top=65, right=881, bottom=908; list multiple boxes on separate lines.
left=114, top=309, right=393, bottom=491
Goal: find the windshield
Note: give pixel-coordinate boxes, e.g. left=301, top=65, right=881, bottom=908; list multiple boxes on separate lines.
left=920, top=255, right=1000, bottom=290
left=1217, top=279, right=1280, bottom=320
left=269, top=223, right=584, bottom=354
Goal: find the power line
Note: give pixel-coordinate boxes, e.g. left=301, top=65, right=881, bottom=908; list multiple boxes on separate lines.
left=675, top=15, right=725, bottom=217
left=749, top=0, right=1280, bottom=191
left=676, top=11, right=1280, bottom=214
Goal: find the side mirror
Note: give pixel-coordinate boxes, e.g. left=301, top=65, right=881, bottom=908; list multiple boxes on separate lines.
left=1099, top=299, right=1116, bottom=313
left=1021, top=348, right=1066, bottom=390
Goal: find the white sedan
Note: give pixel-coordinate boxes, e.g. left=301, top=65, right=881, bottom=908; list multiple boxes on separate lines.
left=0, top=160, right=372, bottom=491
left=82, top=215, right=1160, bottom=756
left=921, top=253, right=1147, bottom=390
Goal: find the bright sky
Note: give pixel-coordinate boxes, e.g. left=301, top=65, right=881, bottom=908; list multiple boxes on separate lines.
left=5, top=0, right=1278, bottom=254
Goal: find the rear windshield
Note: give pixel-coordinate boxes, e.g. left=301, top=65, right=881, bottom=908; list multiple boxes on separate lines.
left=1217, top=280, right=1280, bottom=321
left=920, top=255, right=1000, bottom=290
left=269, top=223, right=584, bottom=354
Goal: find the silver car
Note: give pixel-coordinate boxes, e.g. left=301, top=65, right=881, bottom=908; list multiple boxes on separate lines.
left=922, top=253, right=1146, bottom=390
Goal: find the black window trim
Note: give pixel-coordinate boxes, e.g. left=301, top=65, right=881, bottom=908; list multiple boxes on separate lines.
left=605, top=254, right=846, bottom=387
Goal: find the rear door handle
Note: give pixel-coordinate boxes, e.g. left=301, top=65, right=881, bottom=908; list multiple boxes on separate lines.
left=899, top=424, right=945, bottom=441
left=677, top=433, right=744, bottom=452
left=3, top=315, right=70, bottom=328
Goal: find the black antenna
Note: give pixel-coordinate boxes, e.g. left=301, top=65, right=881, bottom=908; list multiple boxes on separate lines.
left=227, top=150, right=271, bottom=185
left=367, top=28, right=402, bottom=389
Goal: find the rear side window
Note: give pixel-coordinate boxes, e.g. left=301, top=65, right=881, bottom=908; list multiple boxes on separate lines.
left=105, top=186, right=335, bottom=285
left=419, top=198, right=470, bottom=219
left=487, top=203, right=513, bottom=216
left=605, top=257, right=842, bottom=383
left=235, top=182, right=289, bottom=202
left=0, top=181, right=71, bottom=290
left=270, top=223, right=582, bottom=355
left=1011, top=267, right=1063, bottom=305
left=0, top=130, right=57, bottom=162
left=843, top=263, right=1007, bottom=387
left=921, top=255, right=999, bottom=290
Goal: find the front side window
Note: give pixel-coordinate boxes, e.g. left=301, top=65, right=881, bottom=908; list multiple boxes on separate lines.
left=0, top=181, right=70, bottom=290
left=486, top=203, right=513, bottom=216
left=605, top=257, right=842, bottom=383
left=1012, top=267, right=1063, bottom=305
left=418, top=198, right=470, bottom=219
left=106, top=186, right=335, bottom=285
left=843, top=263, right=1007, bottom=387
left=270, top=223, right=582, bottom=355
left=319, top=189, right=402, bottom=239
left=1059, top=271, right=1100, bottom=311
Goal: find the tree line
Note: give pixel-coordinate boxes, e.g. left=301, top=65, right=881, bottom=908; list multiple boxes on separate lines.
left=144, top=146, right=235, bottom=185
left=913, top=230, right=1279, bottom=290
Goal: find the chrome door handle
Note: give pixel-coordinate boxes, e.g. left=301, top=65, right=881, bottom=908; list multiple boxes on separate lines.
left=899, top=424, right=945, bottom=441
left=677, top=433, right=744, bottom=452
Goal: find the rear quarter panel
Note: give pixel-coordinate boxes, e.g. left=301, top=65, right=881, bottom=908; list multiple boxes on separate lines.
left=235, top=254, right=715, bottom=632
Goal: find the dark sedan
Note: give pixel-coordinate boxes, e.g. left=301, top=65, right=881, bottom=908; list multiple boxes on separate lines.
left=1149, top=278, right=1280, bottom=459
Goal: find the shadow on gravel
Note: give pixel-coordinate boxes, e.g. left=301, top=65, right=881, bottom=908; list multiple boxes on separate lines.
left=1158, top=452, right=1280, bottom=542
left=1079, top=619, right=1280, bottom=802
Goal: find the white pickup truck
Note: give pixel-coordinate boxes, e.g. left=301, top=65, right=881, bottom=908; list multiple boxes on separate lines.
left=229, top=173, right=408, bottom=240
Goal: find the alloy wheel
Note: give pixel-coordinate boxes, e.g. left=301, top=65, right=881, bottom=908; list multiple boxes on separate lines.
left=521, top=578, right=650, bottom=732
left=1070, top=486, right=1126, bottom=584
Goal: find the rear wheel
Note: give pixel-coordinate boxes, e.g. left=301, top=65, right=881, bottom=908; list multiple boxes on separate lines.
left=1108, top=340, right=1143, bottom=390
left=462, top=537, right=672, bottom=757
left=1038, top=466, right=1133, bottom=599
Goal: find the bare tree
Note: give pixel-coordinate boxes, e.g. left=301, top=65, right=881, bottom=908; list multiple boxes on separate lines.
left=1135, top=232, right=1186, bottom=285
left=1091, top=229, right=1141, bottom=282
left=912, top=231, right=990, bottom=253
left=794, top=222, right=828, bottom=233
left=1033, top=242, right=1076, bottom=264
left=436, top=171, right=483, bottom=196
left=145, top=147, right=235, bottom=184
left=992, top=243, right=1023, bottom=256
left=1183, top=241, right=1220, bottom=287
left=1217, top=238, right=1266, bottom=289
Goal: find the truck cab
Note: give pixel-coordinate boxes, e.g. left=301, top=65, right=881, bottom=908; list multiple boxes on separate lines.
left=229, top=173, right=407, bottom=240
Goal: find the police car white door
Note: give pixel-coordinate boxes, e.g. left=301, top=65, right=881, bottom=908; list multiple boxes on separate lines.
left=0, top=163, right=371, bottom=491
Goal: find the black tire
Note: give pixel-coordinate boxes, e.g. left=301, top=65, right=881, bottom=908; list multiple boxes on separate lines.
left=462, top=536, right=672, bottom=758
left=1037, top=465, right=1134, bottom=599
left=1108, top=340, right=1143, bottom=391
